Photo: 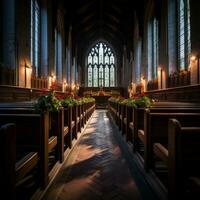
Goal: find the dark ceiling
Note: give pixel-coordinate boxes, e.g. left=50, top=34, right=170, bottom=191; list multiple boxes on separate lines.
left=64, top=0, right=144, bottom=52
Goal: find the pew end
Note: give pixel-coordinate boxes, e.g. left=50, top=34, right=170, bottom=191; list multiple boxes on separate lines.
left=168, top=119, right=200, bottom=198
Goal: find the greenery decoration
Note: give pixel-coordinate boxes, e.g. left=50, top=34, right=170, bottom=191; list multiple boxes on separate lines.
left=34, top=91, right=61, bottom=112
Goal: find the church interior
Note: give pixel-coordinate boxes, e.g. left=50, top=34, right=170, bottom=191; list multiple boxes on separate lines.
left=1, top=0, right=200, bottom=199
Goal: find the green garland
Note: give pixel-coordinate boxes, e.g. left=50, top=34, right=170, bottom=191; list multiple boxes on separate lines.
left=34, top=91, right=61, bottom=113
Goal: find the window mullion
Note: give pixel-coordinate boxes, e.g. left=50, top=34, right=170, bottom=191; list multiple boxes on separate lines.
left=87, top=42, right=115, bottom=87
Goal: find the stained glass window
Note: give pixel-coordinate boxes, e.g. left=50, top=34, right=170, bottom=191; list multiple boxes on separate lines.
left=110, top=65, right=115, bottom=87
left=147, top=18, right=158, bottom=80
left=135, top=39, right=142, bottom=83
left=31, top=0, right=40, bottom=76
left=88, top=54, right=92, bottom=64
left=88, top=64, right=92, bottom=86
left=105, top=65, right=109, bottom=87
left=87, top=42, right=116, bottom=87
left=178, top=0, right=191, bottom=69
left=99, top=65, right=103, bottom=87
left=93, top=65, right=98, bottom=87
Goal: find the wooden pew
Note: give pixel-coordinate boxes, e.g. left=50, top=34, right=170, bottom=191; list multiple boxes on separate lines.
left=0, top=123, right=39, bottom=199
left=49, top=108, right=64, bottom=162
left=82, top=104, right=86, bottom=126
left=108, top=101, right=200, bottom=149
left=109, top=101, right=116, bottom=125
left=120, top=104, right=126, bottom=135
left=127, top=106, right=146, bottom=152
left=116, top=103, right=121, bottom=128
left=0, top=107, right=64, bottom=163
left=0, top=123, right=15, bottom=199
left=153, top=119, right=200, bottom=198
left=140, top=110, right=200, bottom=172
left=73, top=105, right=79, bottom=139
left=151, top=101, right=200, bottom=108
left=108, top=101, right=117, bottom=123
left=0, top=113, right=49, bottom=188
left=130, top=105, right=200, bottom=152
left=77, top=104, right=83, bottom=132
left=124, top=105, right=134, bottom=142
left=63, top=105, right=74, bottom=149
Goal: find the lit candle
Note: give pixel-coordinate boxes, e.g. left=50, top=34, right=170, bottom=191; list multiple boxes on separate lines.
left=48, top=76, right=52, bottom=89
left=132, top=82, right=136, bottom=95
left=62, top=80, right=67, bottom=92
left=157, top=67, right=162, bottom=89
left=162, top=69, right=166, bottom=89
left=141, top=77, right=146, bottom=92
left=190, top=55, right=199, bottom=85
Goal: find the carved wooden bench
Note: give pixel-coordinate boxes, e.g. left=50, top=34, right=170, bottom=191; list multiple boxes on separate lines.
left=141, top=110, right=200, bottom=172
left=0, top=123, right=38, bottom=199
left=154, top=119, right=200, bottom=198
left=0, top=106, right=64, bottom=163
left=0, top=113, right=48, bottom=188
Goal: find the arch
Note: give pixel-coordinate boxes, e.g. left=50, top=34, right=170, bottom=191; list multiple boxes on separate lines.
left=86, top=41, right=117, bottom=87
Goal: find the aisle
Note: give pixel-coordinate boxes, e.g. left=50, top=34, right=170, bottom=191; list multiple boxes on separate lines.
left=43, top=110, right=157, bottom=200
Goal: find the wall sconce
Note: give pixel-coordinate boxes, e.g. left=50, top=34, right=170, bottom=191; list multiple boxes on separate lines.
left=190, top=55, right=197, bottom=61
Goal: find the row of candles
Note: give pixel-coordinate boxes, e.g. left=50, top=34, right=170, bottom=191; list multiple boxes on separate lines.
left=128, top=67, right=166, bottom=97
left=128, top=54, right=200, bottom=96
left=48, top=74, right=80, bottom=92
left=24, top=54, right=199, bottom=91
left=23, top=58, right=81, bottom=91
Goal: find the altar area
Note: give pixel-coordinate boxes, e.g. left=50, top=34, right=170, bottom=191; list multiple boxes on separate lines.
left=79, top=87, right=122, bottom=108
left=92, top=95, right=111, bottom=108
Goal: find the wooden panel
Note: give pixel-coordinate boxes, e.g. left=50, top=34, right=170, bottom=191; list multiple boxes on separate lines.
left=0, top=85, right=67, bottom=102
left=145, top=84, right=200, bottom=102
left=79, top=86, right=122, bottom=97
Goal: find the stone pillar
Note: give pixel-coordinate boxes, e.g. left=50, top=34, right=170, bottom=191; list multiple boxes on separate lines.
left=190, top=1, right=200, bottom=56
left=2, top=0, right=16, bottom=84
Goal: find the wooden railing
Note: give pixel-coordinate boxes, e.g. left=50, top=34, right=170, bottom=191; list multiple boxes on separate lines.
left=145, top=84, right=200, bottom=102
left=31, top=76, right=48, bottom=89
left=0, top=100, right=95, bottom=199
left=167, top=70, right=190, bottom=88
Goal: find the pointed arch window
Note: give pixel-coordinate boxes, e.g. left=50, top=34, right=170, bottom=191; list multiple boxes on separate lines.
left=110, top=65, right=115, bottom=87
left=93, top=65, right=98, bottom=87
left=31, top=0, right=40, bottom=76
left=87, top=42, right=116, bottom=87
left=105, top=65, right=109, bottom=87
left=147, top=18, right=159, bottom=80
left=88, top=64, right=92, bottom=86
left=178, top=0, right=191, bottom=69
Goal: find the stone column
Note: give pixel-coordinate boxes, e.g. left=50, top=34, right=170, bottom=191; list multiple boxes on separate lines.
left=2, top=0, right=16, bottom=84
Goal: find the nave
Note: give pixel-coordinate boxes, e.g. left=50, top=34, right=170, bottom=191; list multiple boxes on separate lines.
left=42, top=110, right=158, bottom=200
left=1, top=0, right=200, bottom=199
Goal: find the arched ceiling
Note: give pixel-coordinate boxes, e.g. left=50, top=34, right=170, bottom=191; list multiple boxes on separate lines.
left=63, top=0, right=144, bottom=52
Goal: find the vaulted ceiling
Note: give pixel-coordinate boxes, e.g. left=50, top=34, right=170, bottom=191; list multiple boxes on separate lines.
left=63, top=0, right=144, bottom=53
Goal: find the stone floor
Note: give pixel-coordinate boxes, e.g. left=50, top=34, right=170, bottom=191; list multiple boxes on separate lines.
left=42, top=110, right=158, bottom=200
